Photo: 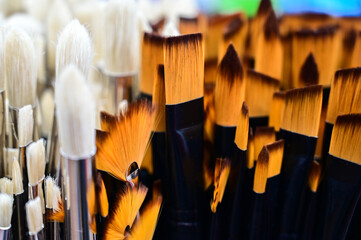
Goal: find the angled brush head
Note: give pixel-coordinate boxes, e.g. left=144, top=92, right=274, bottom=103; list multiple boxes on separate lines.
left=0, top=193, right=13, bottom=228
left=45, top=176, right=61, bottom=210
left=152, top=65, right=166, bottom=132
left=253, top=147, right=269, bottom=194
left=39, top=89, right=54, bottom=136
left=299, top=53, right=319, bottom=87
left=254, top=127, right=276, bottom=161
left=55, top=65, right=96, bottom=158
left=269, top=91, right=286, bottom=131
left=0, top=177, right=13, bottom=196
left=215, top=43, right=245, bottom=126
left=211, top=158, right=231, bottom=213
left=164, top=33, right=204, bottom=104
left=235, top=102, right=249, bottom=151
left=46, top=199, right=65, bottom=223
left=18, top=104, right=34, bottom=147
left=281, top=85, right=323, bottom=137
left=266, top=140, right=284, bottom=178
left=26, top=197, right=43, bottom=235
left=327, top=68, right=361, bottom=124
left=96, top=100, right=156, bottom=181
left=308, top=160, right=321, bottom=192
left=246, top=128, right=255, bottom=169
left=330, top=113, right=361, bottom=165
left=26, top=139, right=46, bottom=185
left=12, top=159, right=23, bottom=195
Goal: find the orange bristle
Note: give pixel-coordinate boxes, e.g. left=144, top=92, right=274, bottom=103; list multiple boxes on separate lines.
left=235, top=102, right=249, bottom=151
left=211, top=158, right=231, bottom=213
left=254, top=127, right=276, bottom=161
left=253, top=147, right=269, bottom=194
left=269, top=91, right=286, bottom=132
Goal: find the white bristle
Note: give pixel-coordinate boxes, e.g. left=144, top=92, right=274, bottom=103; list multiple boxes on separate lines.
left=34, top=35, right=46, bottom=85
left=45, top=176, right=61, bottom=210
left=138, top=10, right=152, bottom=34
left=5, top=28, right=37, bottom=108
left=104, top=0, right=139, bottom=75
left=162, top=21, right=180, bottom=37
left=12, top=159, right=23, bottom=195
left=26, top=139, right=46, bottom=185
left=56, top=19, right=93, bottom=80
left=26, top=197, right=43, bottom=235
left=0, top=193, right=13, bottom=228
left=18, top=105, right=34, bottom=147
left=4, top=14, right=44, bottom=37
left=73, top=2, right=98, bottom=27
left=91, top=2, right=106, bottom=65
left=117, top=100, right=129, bottom=116
left=5, top=148, right=19, bottom=177
left=46, top=0, right=72, bottom=74
left=0, top=177, right=13, bottom=196
left=55, top=65, right=96, bottom=158
left=40, top=89, right=54, bottom=137
left=0, top=28, right=4, bottom=90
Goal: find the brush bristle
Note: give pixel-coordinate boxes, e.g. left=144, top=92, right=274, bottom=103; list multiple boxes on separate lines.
left=12, top=159, right=23, bottom=195
left=224, top=17, right=244, bottom=40
left=55, top=65, right=96, bottom=158
left=56, top=19, right=92, bottom=80
left=0, top=193, right=13, bottom=228
left=46, top=199, right=65, bottom=222
left=254, top=127, right=276, bottom=161
left=164, top=33, right=204, bottom=104
left=266, top=140, right=284, bottom=178
left=103, top=184, right=148, bottom=239
left=162, top=21, right=180, bottom=36
left=269, top=91, right=286, bottom=131
left=26, top=139, right=46, bottom=185
left=5, top=28, right=37, bottom=108
left=246, top=129, right=255, bottom=169
left=26, top=197, right=43, bottom=235
left=256, top=0, right=272, bottom=16
left=96, top=100, right=155, bottom=181
left=308, top=160, right=321, bottom=192
left=100, top=111, right=117, bottom=132
left=211, top=158, right=231, bottom=213
left=103, top=0, right=139, bottom=75
left=96, top=173, right=109, bottom=217
left=253, top=147, right=269, bottom=193
left=264, top=10, right=279, bottom=40
left=329, top=113, right=361, bottom=164
left=299, top=53, right=319, bottom=87
left=45, top=176, right=61, bottom=210
left=152, top=65, right=166, bottom=132
left=0, top=177, right=13, bottom=196
left=235, top=102, right=249, bottom=151
left=281, top=85, right=323, bottom=137
left=0, top=28, right=4, bottom=90
left=246, top=69, right=280, bottom=117
left=18, top=104, right=34, bottom=147
left=327, top=68, right=361, bottom=124
left=127, top=197, right=162, bottom=240
left=179, top=16, right=199, bottom=35
left=215, top=44, right=245, bottom=126
left=39, top=89, right=54, bottom=136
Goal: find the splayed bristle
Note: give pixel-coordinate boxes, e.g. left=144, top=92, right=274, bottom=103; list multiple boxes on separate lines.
left=215, top=44, right=245, bottom=126
left=5, top=28, right=37, bottom=108
left=246, top=69, right=280, bottom=117
left=45, top=176, right=61, bottom=210
left=330, top=114, right=361, bottom=164
left=253, top=147, right=269, bottom=193
left=246, top=129, right=255, bottom=169
left=18, top=104, right=34, bottom=147
left=281, top=85, right=323, bottom=137
left=26, top=139, right=46, bottom=185
left=0, top=177, right=13, bottom=196
left=299, top=53, right=319, bottom=87
left=26, top=197, right=43, bottom=235
left=55, top=65, right=96, bottom=158
left=96, top=172, right=109, bottom=217
left=152, top=65, right=166, bottom=132
left=308, top=160, right=321, bottom=192
left=256, top=0, right=272, bottom=16
left=140, top=33, right=164, bottom=95
left=264, top=10, right=279, bottom=40
left=40, top=89, right=54, bottom=136
left=164, top=33, right=204, bottom=104
left=162, top=21, right=180, bottom=37
left=266, top=140, right=284, bottom=178
left=211, top=158, right=231, bottom=213
left=56, top=19, right=92, bottom=80
left=254, top=127, right=276, bottom=161
left=103, top=184, right=148, bottom=239
left=327, top=68, right=361, bottom=124
left=100, top=111, right=117, bottom=132
left=46, top=199, right=65, bottom=222
left=12, top=159, right=23, bottom=195
left=96, top=100, right=155, bottom=181
left=0, top=193, right=13, bottom=228
left=104, top=0, right=139, bottom=75
left=235, top=102, right=249, bottom=151
left=269, top=91, right=286, bottom=131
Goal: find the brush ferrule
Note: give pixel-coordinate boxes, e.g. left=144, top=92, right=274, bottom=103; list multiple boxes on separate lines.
left=0, top=226, right=11, bottom=240
left=0, top=90, right=5, bottom=177
left=60, top=150, right=95, bottom=240
left=46, top=113, right=60, bottom=178
left=28, top=176, right=45, bottom=200
left=28, top=228, right=44, bottom=240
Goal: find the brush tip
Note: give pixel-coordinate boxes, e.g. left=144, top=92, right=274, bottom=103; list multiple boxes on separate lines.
left=18, top=104, right=34, bottom=147
left=218, top=43, right=243, bottom=82
left=257, top=0, right=273, bottom=16
left=223, top=17, right=244, bottom=40
left=0, top=177, right=13, bottom=196
left=253, top=147, right=269, bottom=193
left=0, top=193, right=13, bottom=228
left=45, top=176, right=61, bottom=210
left=299, top=53, right=319, bottom=86
left=264, top=10, right=279, bottom=39
left=26, top=139, right=46, bottom=185
left=26, top=197, right=43, bottom=235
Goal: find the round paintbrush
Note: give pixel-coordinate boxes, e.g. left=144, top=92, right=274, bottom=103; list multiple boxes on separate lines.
left=0, top=193, right=13, bottom=240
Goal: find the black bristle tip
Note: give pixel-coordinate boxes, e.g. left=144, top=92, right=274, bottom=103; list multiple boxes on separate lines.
left=335, top=113, right=361, bottom=126
left=180, top=16, right=198, bottom=23
left=266, top=139, right=284, bottom=152
left=273, top=91, right=286, bottom=98
left=219, top=44, right=243, bottom=83
left=247, top=69, right=280, bottom=86
left=165, top=33, right=202, bottom=46
left=256, top=0, right=273, bottom=16
left=334, top=67, right=361, bottom=82
left=157, top=64, right=165, bottom=79
left=300, top=53, right=319, bottom=86
left=258, top=146, right=270, bottom=163
left=264, top=10, right=280, bottom=40
left=242, top=102, right=249, bottom=115
left=285, top=85, right=323, bottom=98
left=224, top=18, right=244, bottom=40
left=343, top=29, right=357, bottom=50
left=96, top=129, right=109, bottom=143
left=256, top=126, right=275, bottom=136
left=144, top=32, right=164, bottom=45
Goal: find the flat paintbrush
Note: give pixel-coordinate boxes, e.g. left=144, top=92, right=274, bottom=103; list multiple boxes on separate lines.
left=26, top=197, right=44, bottom=239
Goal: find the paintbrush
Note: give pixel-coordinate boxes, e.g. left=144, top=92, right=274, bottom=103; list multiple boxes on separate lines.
left=254, top=127, right=276, bottom=163
left=269, top=91, right=285, bottom=138
left=55, top=65, right=96, bottom=239
left=94, top=172, right=109, bottom=236
left=5, top=28, right=37, bottom=148
left=315, top=114, right=361, bottom=240
left=4, top=148, right=18, bottom=178
left=277, top=85, right=323, bottom=239
left=298, top=53, right=319, bottom=87
left=26, top=197, right=44, bottom=239
left=161, top=21, right=180, bottom=37
left=245, top=69, right=279, bottom=130
left=44, top=176, right=61, bottom=240
left=179, top=16, right=199, bottom=35
left=11, top=159, right=27, bottom=240
left=0, top=178, right=12, bottom=196
left=102, top=0, right=140, bottom=112
left=0, top=193, right=13, bottom=240
left=0, top=30, right=5, bottom=178
left=164, top=33, right=204, bottom=239
left=39, top=89, right=54, bottom=140
left=281, top=32, right=293, bottom=89
left=339, top=29, right=356, bottom=69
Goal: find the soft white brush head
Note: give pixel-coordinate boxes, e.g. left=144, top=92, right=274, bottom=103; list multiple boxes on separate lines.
left=162, top=21, right=180, bottom=37
left=55, top=65, right=96, bottom=158
left=12, top=159, right=23, bottom=195
left=0, top=177, right=13, bottom=196
left=26, top=197, right=43, bottom=234
left=104, top=0, right=140, bottom=75
left=5, top=28, right=37, bottom=108
left=56, top=19, right=93, bottom=80
left=18, top=105, right=34, bottom=147
left=0, top=193, right=13, bottom=228
left=4, top=14, right=44, bottom=37
left=40, top=89, right=54, bottom=136
left=26, top=139, right=46, bottom=185
left=5, top=148, right=19, bottom=176
left=45, top=176, right=60, bottom=210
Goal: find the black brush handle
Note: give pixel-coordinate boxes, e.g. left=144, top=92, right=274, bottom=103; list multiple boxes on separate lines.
left=320, top=122, right=333, bottom=169
left=12, top=193, right=27, bottom=240
left=315, top=155, right=361, bottom=240
left=210, top=210, right=222, bottom=240
left=247, top=191, right=269, bottom=240
left=249, top=117, right=268, bottom=133
left=152, top=132, right=166, bottom=189
left=346, top=196, right=361, bottom=240
left=266, top=175, right=281, bottom=239
left=165, top=97, right=204, bottom=239
left=277, top=129, right=317, bottom=239
left=300, top=189, right=317, bottom=240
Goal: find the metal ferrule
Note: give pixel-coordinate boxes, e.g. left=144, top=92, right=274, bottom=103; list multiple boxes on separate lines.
left=61, top=149, right=96, bottom=240
left=28, top=176, right=44, bottom=200
left=46, top=113, right=60, bottom=178
left=28, top=228, right=44, bottom=240
left=0, top=226, right=11, bottom=240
